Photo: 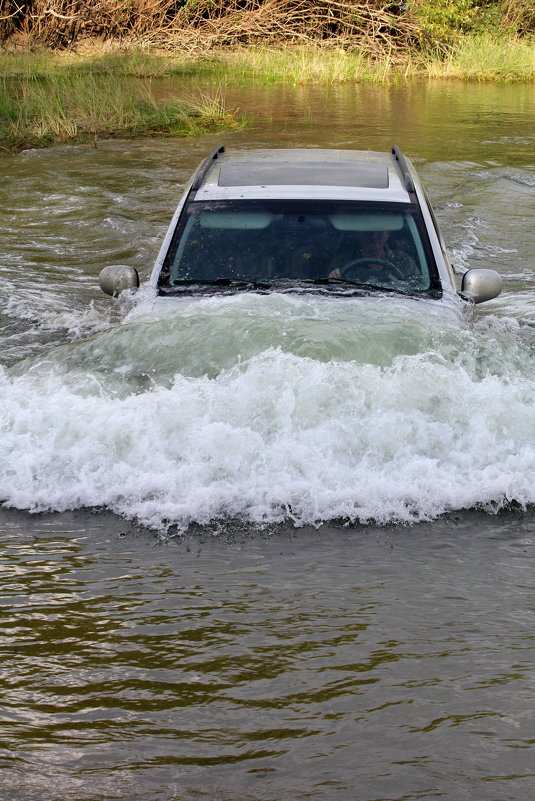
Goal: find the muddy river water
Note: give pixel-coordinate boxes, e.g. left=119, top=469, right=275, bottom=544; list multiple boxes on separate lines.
left=1, top=80, right=534, bottom=800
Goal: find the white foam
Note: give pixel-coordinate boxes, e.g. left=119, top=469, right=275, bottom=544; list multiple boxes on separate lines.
left=1, top=294, right=534, bottom=530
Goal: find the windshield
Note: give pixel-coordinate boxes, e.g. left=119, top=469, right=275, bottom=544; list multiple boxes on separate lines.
left=158, top=199, right=441, bottom=296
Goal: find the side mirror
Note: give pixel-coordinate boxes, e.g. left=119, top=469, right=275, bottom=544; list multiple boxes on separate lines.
left=459, top=268, right=502, bottom=304
left=99, top=265, right=140, bottom=297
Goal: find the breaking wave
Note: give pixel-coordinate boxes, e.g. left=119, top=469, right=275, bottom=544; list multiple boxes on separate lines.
left=1, top=292, right=534, bottom=531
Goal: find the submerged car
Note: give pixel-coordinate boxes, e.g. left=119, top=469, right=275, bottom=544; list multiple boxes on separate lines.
left=99, top=145, right=502, bottom=306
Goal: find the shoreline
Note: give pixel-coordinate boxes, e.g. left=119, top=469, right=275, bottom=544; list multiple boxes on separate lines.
left=1, top=37, right=533, bottom=153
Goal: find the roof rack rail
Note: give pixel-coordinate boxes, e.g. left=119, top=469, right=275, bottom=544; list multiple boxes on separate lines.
left=191, top=145, right=225, bottom=191
left=391, top=145, right=416, bottom=195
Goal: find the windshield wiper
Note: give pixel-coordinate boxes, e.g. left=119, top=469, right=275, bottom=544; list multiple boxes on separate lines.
left=308, top=277, right=372, bottom=290
left=161, top=276, right=416, bottom=297
left=305, top=277, right=407, bottom=295
left=167, top=277, right=272, bottom=290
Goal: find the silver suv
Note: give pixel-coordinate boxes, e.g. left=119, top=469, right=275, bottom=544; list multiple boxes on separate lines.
left=100, top=146, right=502, bottom=305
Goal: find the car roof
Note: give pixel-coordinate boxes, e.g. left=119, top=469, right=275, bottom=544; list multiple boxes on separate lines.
left=194, top=148, right=412, bottom=204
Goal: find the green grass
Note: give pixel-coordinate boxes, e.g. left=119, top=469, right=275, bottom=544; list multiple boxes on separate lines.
left=0, top=48, right=189, bottom=79
left=198, top=46, right=404, bottom=85
left=2, top=35, right=534, bottom=86
left=0, top=70, right=244, bottom=152
left=425, top=34, right=535, bottom=81
left=190, top=37, right=534, bottom=85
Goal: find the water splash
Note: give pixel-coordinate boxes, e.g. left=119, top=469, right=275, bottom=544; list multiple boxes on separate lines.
left=1, top=293, right=533, bottom=530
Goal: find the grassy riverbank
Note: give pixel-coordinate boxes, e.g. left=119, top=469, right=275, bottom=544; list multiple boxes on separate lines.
left=1, top=34, right=533, bottom=152
left=3, top=34, right=533, bottom=82
left=0, top=68, right=243, bottom=153
left=202, top=35, right=535, bottom=83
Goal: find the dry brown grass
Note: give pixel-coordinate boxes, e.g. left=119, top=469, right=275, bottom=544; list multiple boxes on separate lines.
left=1, top=0, right=420, bottom=54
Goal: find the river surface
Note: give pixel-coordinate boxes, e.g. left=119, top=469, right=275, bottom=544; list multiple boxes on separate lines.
left=1, top=80, right=534, bottom=800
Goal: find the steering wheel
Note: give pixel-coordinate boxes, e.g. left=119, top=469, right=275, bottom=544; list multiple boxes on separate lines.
left=338, top=256, right=405, bottom=282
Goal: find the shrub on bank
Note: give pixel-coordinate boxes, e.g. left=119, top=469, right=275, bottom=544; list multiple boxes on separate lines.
left=409, top=0, right=535, bottom=47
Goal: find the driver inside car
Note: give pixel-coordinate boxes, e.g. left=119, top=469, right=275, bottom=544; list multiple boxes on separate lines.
left=328, top=229, right=420, bottom=283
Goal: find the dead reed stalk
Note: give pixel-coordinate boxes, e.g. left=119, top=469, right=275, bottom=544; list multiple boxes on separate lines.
left=1, top=0, right=420, bottom=54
